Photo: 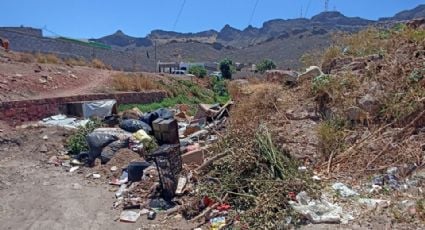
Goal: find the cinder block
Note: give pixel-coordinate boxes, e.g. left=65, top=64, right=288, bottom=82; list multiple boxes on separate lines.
left=181, top=148, right=205, bottom=166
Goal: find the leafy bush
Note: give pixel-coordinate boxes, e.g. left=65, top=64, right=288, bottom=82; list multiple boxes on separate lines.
left=66, top=119, right=103, bottom=155
left=256, top=59, right=277, bottom=73
left=311, top=74, right=332, bottom=94
left=188, top=65, right=207, bottom=78
left=219, top=58, right=235, bottom=79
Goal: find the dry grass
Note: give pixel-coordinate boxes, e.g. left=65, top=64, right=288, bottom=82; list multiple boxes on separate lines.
left=65, top=58, right=87, bottom=66
left=90, top=58, right=109, bottom=69
left=113, top=73, right=163, bottom=92
left=17, top=53, right=35, bottom=63
left=230, top=83, right=281, bottom=128
left=36, top=53, right=61, bottom=64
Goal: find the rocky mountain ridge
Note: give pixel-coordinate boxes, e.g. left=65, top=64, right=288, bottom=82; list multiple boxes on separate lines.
left=92, top=4, right=424, bottom=50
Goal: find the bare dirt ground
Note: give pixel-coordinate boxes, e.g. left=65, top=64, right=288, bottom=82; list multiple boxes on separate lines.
left=0, top=127, right=195, bottom=230
left=0, top=59, right=115, bottom=101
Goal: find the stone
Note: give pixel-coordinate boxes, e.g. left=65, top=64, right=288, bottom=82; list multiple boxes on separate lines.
left=39, top=144, right=48, bottom=153
left=265, top=70, right=298, bottom=85
left=72, top=183, right=83, bottom=190
left=298, top=66, right=323, bottom=82
left=110, top=166, right=118, bottom=172
left=358, top=94, right=380, bottom=115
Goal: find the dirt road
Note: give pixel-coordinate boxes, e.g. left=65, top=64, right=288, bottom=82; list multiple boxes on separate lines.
left=0, top=127, right=192, bottom=230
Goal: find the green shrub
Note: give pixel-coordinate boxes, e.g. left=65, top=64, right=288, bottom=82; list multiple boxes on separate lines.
left=66, top=119, right=103, bottom=155
left=317, top=118, right=345, bottom=159
left=219, top=58, right=235, bottom=79
left=256, top=59, right=277, bottom=73
left=188, top=65, right=207, bottom=78
left=312, top=74, right=332, bottom=93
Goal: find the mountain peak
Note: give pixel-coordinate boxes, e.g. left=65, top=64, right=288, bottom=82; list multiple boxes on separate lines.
left=114, top=30, right=125, bottom=36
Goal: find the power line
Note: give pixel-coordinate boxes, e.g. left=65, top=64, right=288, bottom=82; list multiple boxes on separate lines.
left=304, top=0, right=312, bottom=18
left=42, top=26, right=61, bottom=37
left=248, top=0, right=260, bottom=26
left=172, top=0, right=187, bottom=31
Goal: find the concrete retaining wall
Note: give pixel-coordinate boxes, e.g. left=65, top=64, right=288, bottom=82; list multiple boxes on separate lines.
left=0, top=91, right=167, bottom=126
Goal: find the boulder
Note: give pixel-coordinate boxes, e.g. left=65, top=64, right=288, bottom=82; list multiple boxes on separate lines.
left=298, top=66, right=323, bottom=82
left=358, top=94, right=381, bottom=115
left=265, top=70, right=298, bottom=86
left=322, top=57, right=353, bottom=74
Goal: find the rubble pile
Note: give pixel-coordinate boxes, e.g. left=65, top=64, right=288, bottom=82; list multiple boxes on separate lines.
left=44, top=100, right=232, bottom=226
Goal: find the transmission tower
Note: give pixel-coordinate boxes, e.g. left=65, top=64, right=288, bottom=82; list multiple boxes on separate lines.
left=325, top=0, right=329, bottom=12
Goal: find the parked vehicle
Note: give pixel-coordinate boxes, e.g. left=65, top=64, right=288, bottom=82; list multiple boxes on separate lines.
left=171, top=70, right=186, bottom=75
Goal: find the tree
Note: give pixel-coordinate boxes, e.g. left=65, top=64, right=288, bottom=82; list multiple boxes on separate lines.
left=219, top=58, right=235, bottom=79
left=257, top=59, right=277, bottom=73
left=188, top=65, right=207, bottom=78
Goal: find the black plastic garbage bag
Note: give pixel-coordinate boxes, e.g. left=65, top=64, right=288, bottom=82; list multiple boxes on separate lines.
left=119, top=119, right=152, bottom=133
left=141, top=108, right=174, bottom=126
left=86, top=133, right=118, bottom=166
left=100, top=139, right=129, bottom=164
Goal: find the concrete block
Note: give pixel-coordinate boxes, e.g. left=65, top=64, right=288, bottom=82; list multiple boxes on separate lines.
left=181, top=148, right=206, bottom=166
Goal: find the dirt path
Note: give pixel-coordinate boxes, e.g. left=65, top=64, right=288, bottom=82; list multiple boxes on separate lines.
left=0, top=127, right=193, bottom=230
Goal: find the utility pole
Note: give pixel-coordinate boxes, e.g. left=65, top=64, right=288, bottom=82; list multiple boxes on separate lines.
left=325, top=0, right=330, bottom=12
left=154, top=40, right=157, bottom=72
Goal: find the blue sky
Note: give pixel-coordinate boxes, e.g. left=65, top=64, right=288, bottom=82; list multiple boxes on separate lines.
left=0, top=0, right=423, bottom=38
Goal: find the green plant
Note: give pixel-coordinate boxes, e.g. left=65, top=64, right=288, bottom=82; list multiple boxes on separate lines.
left=66, top=119, right=103, bottom=155
left=256, top=59, right=277, bottom=73
left=311, top=74, right=332, bottom=94
left=188, top=65, right=207, bottom=78
left=408, top=68, right=424, bottom=83
left=317, top=118, right=345, bottom=159
left=219, top=58, right=235, bottom=80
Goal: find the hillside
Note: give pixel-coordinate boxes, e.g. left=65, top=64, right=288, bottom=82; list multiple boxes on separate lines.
left=89, top=4, right=424, bottom=69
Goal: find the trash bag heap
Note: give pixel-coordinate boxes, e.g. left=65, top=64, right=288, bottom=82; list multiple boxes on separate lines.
left=44, top=100, right=233, bottom=224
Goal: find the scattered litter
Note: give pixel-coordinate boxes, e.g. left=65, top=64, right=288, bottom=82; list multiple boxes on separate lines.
left=115, top=184, right=127, bottom=198
left=332, top=182, right=359, bottom=198
left=289, top=191, right=353, bottom=224
left=42, top=135, right=48, bottom=140
left=312, top=175, right=321, bottom=181
left=128, top=162, right=151, bottom=182
left=40, top=114, right=89, bottom=129
left=93, top=173, right=101, bottom=179
left=69, top=166, right=79, bottom=173
left=140, top=208, right=150, bottom=215
left=358, top=198, right=390, bottom=208
left=298, top=166, right=307, bottom=172
left=147, top=211, right=156, bottom=220
left=210, top=216, right=226, bottom=230
left=71, top=159, right=83, bottom=165
left=120, top=210, right=140, bottom=223
left=175, top=176, right=187, bottom=195
left=111, top=166, right=118, bottom=172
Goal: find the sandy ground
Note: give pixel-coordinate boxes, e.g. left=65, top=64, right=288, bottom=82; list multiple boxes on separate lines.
left=0, top=127, right=195, bottom=230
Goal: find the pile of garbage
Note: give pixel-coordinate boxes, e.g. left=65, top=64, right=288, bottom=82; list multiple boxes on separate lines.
left=44, top=100, right=233, bottom=225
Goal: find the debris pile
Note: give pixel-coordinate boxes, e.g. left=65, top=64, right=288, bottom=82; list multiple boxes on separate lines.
left=44, top=100, right=232, bottom=226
